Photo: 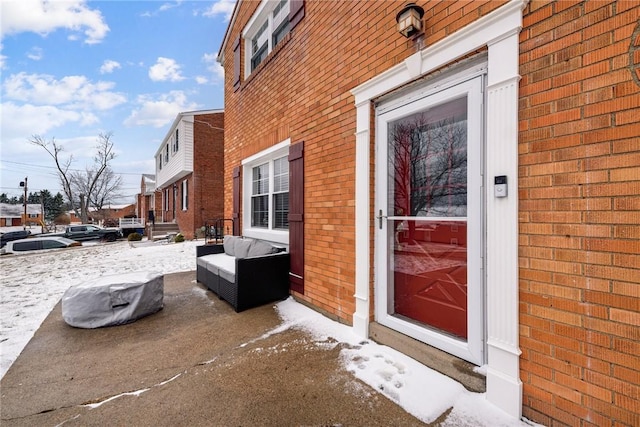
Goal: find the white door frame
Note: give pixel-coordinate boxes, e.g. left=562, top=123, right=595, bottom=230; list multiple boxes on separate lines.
left=351, top=0, right=525, bottom=418
left=375, top=75, right=484, bottom=365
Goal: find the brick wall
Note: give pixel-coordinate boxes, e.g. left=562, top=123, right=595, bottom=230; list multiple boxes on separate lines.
left=519, top=1, right=640, bottom=425
left=174, top=175, right=192, bottom=238
left=222, top=0, right=639, bottom=424
left=223, top=1, right=505, bottom=323
left=193, top=112, right=225, bottom=235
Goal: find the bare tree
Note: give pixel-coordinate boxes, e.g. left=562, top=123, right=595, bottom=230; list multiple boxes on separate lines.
left=71, top=164, right=122, bottom=212
left=30, top=132, right=122, bottom=223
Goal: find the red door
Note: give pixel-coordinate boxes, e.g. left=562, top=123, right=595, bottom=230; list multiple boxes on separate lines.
left=386, top=96, right=470, bottom=339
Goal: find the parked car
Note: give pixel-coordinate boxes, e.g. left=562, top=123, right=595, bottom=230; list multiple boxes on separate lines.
left=62, top=224, right=122, bottom=242
left=0, top=230, right=32, bottom=248
left=1, top=236, right=81, bottom=255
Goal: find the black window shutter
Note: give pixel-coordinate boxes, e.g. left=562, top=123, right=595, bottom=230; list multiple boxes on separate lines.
left=288, top=141, right=304, bottom=294
left=233, top=36, right=241, bottom=91
left=232, top=166, right=241, bottom=236
left=289, top=0, right=305, bottom=30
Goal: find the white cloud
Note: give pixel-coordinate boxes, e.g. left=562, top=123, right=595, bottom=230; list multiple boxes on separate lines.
left=26, top=47, right=43, bottom=61
left=195, top=76, right=208, bottom=84
left=202, top=0, right=235, bottom=21
left=148, top=57, right=185, bottom=82
left=100, top=59, right=121, bottom=74
left=141, top=0, right=184, bottom=17
left=159, top=1, right=183, bottom=12
left=202, top=52, right=224, bottom=82
left=124, top=91, right=198, bottom=128
left=0, top=102, right=99, bottom=148
left=2, top=72, right=127, bottom=110
left=0, top=0, right=109, bottom=44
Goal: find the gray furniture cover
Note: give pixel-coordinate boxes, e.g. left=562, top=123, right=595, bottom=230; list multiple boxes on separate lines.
left=62, top=271, right=164, bottom=328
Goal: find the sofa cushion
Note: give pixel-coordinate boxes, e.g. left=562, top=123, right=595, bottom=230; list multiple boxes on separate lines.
left=234, top=238, right=253, bottom=259
left=218, top=267, right=236, bottom=284
left=223, top=236, right=237, bottom=256
left=248, top=239, right=276, bottom=257
left=213, top=254, right=236, bottom=283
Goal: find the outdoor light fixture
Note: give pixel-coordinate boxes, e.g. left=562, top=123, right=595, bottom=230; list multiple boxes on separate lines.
left=396, top=2, right=425, bottom=38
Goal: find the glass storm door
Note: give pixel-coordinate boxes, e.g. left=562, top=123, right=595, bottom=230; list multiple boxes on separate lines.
left=375, top=77, right=484, bottom=364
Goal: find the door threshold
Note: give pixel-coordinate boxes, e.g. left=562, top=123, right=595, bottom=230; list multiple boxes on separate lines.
left=369, top=322, right=486, bottom=393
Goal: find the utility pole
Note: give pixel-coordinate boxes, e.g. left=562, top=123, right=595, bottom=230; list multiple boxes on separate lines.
left=80, top=193, right=87, bottom=224
left=40, top=191, right=47, bottom=233
left=19, top=177, right=27, bottom=230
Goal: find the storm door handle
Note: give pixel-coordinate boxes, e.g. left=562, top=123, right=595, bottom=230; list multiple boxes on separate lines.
left=376, top=210, right=387, bottom=230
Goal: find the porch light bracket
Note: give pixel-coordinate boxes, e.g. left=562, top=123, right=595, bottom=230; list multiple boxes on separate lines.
left=396, top=3, right=425, bottom=38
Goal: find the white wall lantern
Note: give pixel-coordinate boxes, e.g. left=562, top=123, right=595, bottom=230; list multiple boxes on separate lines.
left=396, top=3, right=425, bottom=38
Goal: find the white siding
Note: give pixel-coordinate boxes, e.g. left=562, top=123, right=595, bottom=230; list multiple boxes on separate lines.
left=155, top=119, right=194, bottom=189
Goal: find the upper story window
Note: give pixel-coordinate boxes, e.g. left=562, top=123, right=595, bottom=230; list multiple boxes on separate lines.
left=244, top=0, right=291, bottom=75
left=164, top=144, right=169, bottom=163
left=158, top=155, right=163, bottom=170
left=234, top=0, right=304, bottom=90
left=173, top=128, right=179, bottom=153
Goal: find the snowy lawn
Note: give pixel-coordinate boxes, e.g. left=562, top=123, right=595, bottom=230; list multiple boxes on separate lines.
left=0, top=238, right=535, bottom=426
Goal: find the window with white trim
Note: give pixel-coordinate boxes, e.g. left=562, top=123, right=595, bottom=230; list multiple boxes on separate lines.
left=272, top=156, right=289, bottom=229
left=182, top=179, right=188, bottom=210
left=158, top=155, right=162, bottom=170
left=164, top=144, right=169, bottom=163
left=250, top=158, right=288, bottom=229
left=242, top=140, right=290, bottom=243
left=251, top=163, right=269, bottom=227
left=173, top=128, right=179, bottom=153
left=244, top=0, right=290, bottom=75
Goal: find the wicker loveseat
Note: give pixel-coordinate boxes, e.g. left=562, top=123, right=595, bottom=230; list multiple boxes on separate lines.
left=196, top=236, right=290, bottom=312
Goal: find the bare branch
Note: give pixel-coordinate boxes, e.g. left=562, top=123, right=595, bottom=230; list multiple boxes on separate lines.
left=30, top=132, right=123, bottom=223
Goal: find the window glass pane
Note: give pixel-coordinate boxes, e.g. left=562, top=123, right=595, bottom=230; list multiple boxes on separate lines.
left=252, top=21, right=268, bottom=54
left=252, top=195, right=269, bottom=228
left=273, top=192, right=289, bottom=229
left=252, top=163, right=269, bottom=195
left=14, top=241, right=40, bottom=251
left=272, top=0, right=289, bottom=45
left=273, top=21, right=290, bottom=46
left=388, top=96, right=468, bottom=218
left=251, top=45, right=268, bottom=71
left=273, top=0, right=288, bottom=20
left=273, top=156, right=289, bottom=192
left=252, top=20, right=268, bottom=70
left=42, top=240, right=65, bottom=249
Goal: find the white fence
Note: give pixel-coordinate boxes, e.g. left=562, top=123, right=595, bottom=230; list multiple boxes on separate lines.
left=119, top=218, right=145, bottom=228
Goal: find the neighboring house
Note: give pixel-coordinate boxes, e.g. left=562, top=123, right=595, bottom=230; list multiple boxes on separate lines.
left=154, top=109, right=225, bottom=239
left=93, top=204, right=137, bottom=221
left=217, top=0, right=640, bottom=425
left=136, top=174, right=156, bottom=223
left=0, top=203, right=43, bottom=227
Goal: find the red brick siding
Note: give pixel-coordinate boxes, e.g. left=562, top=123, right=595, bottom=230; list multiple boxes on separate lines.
left=222, top=0, right=505, bottom=324
left=520, top=1, right=640, bottom=426
left=192, top=113, right=225, bottom=236
left=222, top=0, right=639, bottom=425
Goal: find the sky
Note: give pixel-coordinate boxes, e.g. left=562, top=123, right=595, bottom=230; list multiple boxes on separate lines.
left=0, top=233, right=536, bottom=426
left=0, top=0, right=235, bottom=204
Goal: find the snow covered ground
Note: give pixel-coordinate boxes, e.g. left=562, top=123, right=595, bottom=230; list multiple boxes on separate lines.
left=0, top=238, right=535, bottom=426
